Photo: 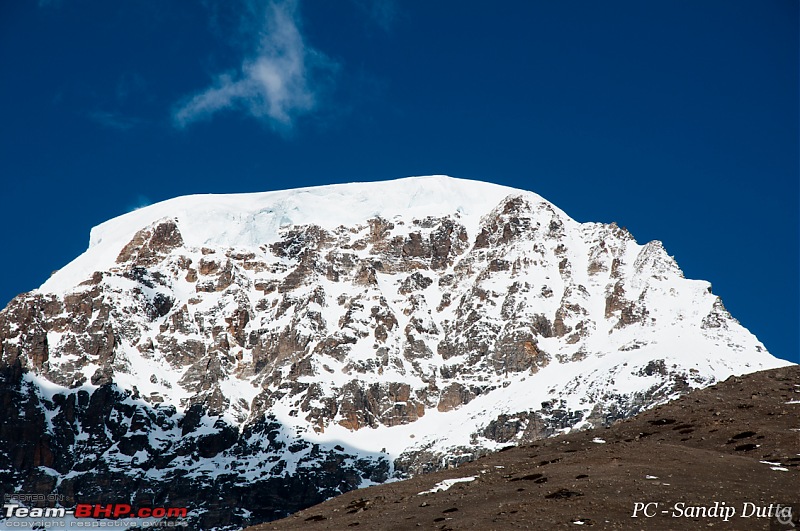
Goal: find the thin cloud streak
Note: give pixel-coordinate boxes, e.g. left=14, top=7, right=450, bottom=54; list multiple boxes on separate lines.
left=89, top=110, right=143, bottom=131
left=173, top=0, right=333, bottom=130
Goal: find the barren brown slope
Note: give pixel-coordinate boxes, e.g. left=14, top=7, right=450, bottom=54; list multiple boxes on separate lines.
left=248, top=365, right=799, bottom=530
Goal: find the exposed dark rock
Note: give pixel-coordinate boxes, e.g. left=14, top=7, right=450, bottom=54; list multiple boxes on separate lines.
left=116, top=219, right=184, bottom=266
left=399, top=272, right=433, bottom=294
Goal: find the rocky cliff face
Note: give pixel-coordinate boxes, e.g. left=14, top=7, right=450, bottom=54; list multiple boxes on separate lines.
left=0, top=176, right=787, bottom=529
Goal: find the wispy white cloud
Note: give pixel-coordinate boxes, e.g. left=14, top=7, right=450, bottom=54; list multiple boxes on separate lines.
left=127, top=195, right=153, bottom=212
left=173, top=0, right=334, bottom=130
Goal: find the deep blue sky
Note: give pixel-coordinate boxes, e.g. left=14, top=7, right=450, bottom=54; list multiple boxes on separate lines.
left=0, top=1, right=797, bottom=362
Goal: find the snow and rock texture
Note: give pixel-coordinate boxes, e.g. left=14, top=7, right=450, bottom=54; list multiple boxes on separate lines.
left=0, top=176, right=789, bottom=528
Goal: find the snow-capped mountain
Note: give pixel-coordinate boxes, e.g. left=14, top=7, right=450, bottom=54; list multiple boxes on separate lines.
left=0, top=176, right=788, bottom=528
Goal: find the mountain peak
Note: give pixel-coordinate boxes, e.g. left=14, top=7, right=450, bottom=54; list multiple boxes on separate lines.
left=2, top=175, right=788, bottom=528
